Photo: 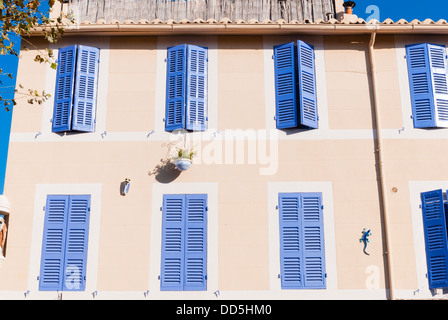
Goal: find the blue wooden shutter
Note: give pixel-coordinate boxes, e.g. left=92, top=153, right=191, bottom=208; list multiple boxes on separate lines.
left=279, top=193, right=326, bottom=289
left=278, top=193, right=302, bottom=289
left=406, top=44, right=436, bottom=128
left=72, top=46, right=100, bottom=132
left=301, top=193, right=326, bottom=288
left=52, top=45, right=76, bottom=132
left=184, top=194, right=207, bottom=291
left=297, top=40, right=318, bottom=129
left=39, top=195, right=69, bottom=291
left=161, top=194, right=186, bottom=290
left=62, top=195, right=90, bottom=291
left=165, top=45, right=186, bottom=131
left=421, top=190, right=448, bottom=289
left=428, top=44, right=448, bottom=128
left=185, top=45, right=208, bottom=132
left=274, top=42, right=298, bottom=129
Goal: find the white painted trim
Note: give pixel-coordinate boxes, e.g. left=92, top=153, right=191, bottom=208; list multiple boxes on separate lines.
left=406, top=180, right=448, bottom=300
left=263, top=36, right=276, bottom=132
left=95, top=44, right=110, bottom=136
left=210, top=288, right=386, bottom=300
left=395, top=35, right=414, bottom=133
left=148, top=182, right=219, bottom=299
left=40, top=54, right=57, bottom=136
left=25, top=184, right=102, bottom=300
left=314, top=37, right=330, bottom=131
left=0, top=288, right=388, bottom=300
left=9, top=128, right=375, bottom=143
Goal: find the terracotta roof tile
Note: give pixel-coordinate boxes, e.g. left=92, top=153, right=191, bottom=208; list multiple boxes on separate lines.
left=73, top=17, right=448, bottom=26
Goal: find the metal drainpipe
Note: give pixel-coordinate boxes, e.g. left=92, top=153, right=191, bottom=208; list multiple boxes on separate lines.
left=368, top=29, right=395, bottom=300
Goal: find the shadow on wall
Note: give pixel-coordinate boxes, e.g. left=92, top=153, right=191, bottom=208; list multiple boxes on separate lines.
left=148, top=158, right=181, bottom=183
left=148, top=142, right=182, bottom=183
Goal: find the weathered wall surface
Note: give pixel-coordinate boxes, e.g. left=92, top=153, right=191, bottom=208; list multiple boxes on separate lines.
left=68, top=0, right=336, bottom=23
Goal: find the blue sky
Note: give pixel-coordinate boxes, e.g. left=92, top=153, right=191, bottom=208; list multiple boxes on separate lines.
left=353, top=0, right=448, bottom=22
left=0, top=1, right=50, bottom=194
left=0, top=34, right=21, bottom=195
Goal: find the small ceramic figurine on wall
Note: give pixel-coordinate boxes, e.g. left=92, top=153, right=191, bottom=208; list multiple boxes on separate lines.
left=360, top=228, right=372, bottom=256
left=120, top=178, right=131, bottom=196
left=0, top=215, right=7, bottom=261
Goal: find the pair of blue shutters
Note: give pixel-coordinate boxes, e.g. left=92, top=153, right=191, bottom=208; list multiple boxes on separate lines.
left=406, top=43, right=448, bottom=128
left=274, top=41, right=318, bottom=130
left=39, top=195, right=91, bottom=291
left=161, top=194, right=207, bottom=291
left=165, top=44, right=208, bottom=132
left=52, top=45, right=100, bottom=133
left=278, top=193, right=326, bottom=289
left=421, top=190, right=448, bottom=289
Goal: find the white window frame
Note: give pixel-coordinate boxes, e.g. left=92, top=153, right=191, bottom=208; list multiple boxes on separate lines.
left=263, top=36, right=330, bottom=135
left=395, top=36, right=448, bottom=138
left=268, top=181, right=339, bottom=298
left=153, top=37, right=219, bottom=141
left=149, top=182, right=218, bottom=299
left=39, top=40, right=110, bottom=142
left=27, top=183, right=102, bottom=300
left=409, top=180, right=448, bottom=299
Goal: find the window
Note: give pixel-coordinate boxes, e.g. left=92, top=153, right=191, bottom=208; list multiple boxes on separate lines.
left=273, top=41, right=318, bottom=130
left=160, top=194, right=207, bottom=291
left=39, top=195, right=91, bottom=291
left=52, top=45, right=100, bottom=133
left=420, top=189, right=448, bottom=289
left=278, top=192, right=326, bottom=289
left=165, top=44, right=208, bottom=132
left=406, top=43, right=448, bottom=129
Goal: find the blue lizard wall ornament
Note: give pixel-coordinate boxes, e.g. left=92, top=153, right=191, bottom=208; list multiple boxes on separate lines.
left=360, top=228, right=372, bottom=255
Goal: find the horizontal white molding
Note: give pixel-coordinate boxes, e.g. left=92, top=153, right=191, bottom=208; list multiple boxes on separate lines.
left=9, top=128, right=376, bottom=143
left=0, top=288, right=388, bottom=300
left=12, top=127, right=448, bottom=143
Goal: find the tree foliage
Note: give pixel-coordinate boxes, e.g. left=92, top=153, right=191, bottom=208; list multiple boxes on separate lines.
left=0, top=0, right=72, bottom=108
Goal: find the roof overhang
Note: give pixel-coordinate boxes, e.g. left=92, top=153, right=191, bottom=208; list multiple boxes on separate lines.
left=27, top=19, right=448, bottom=37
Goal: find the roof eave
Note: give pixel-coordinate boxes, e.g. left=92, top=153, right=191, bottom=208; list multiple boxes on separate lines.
left=27, top=23, right=448, bottom=37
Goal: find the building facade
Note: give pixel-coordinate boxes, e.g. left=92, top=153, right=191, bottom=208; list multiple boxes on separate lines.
left=1, top=0, right=448, bottom=300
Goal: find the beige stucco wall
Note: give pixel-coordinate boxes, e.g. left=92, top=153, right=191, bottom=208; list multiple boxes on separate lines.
left=324, top=35, right=375, bottom=130
left=3, top=32, right=443, bottom=298
left=374, top=35, right=404, bottom=130
left=11, top=37, right=48, bottom=133
left=106, top=36, right=157, bottom=132
left=218, top=35, right=266, bottom=130
left=375, top=34, right=448, bottom=293
left=2, top=140, right=384, bottom=293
